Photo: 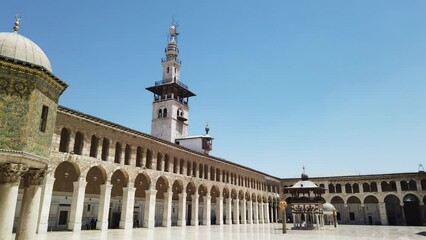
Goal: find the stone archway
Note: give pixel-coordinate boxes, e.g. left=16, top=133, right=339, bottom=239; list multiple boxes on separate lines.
left=363, top=195, right=379, bottom=225
left=171, top=179, right=184, bottom=226
left=51, top=161, right=80, bottom=231
left=134, top=173, right=151, bottom=228
left=210, top=185, right=221, bottom=225
left=155, top=176, right=170, bottom=227
left=384, top=194, right=402, bottom=225
left=186, top=182, right=196, bottom=226
left=83, top=166, right=107, bottom=230
left=330, top=196, right=344, bottom=223
left=347, top=196, right=362, bottom=224
left=403, top=194, right=422, bottom=226
left=223, top=188, right=231, bottom=224
left=109, top=169, right=129, bottom=229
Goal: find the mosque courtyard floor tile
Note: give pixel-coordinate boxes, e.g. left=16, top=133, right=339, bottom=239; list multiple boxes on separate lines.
left=24, top=224, right=425, bottom=240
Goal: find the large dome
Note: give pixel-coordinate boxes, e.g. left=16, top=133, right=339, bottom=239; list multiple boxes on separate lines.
left=0, top=32, right=52, bottom=72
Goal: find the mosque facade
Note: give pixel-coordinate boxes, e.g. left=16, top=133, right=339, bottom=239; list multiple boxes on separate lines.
left=0, top=17, right=425, bottom=240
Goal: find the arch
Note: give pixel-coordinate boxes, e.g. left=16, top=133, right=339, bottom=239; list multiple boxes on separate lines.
left=352, top=183, right=360, bottom=193
left=364, top=195, right=379, bottom=204
left=384, top=194, right=402, bottom=225
left=238, top=190, right=244, bottom=200
left=215, top=168, right=220, bottom=182
left=89, top=135, right=98, bottom=158
left=186, top=161, right=192, bottom=176
left=210, top=166, right=215, bottom=181
left=231, top=189, right=237, bottom=199
left=403, top=194, right=421, bottom=226
left=172, top=179, right=184, bottom=200
left=363, top=182, right=370, bottom=192
left=223, top=188, right=230, bottom=199
left=134, top=173, right=151, bottom=198
left=110, top=169, right=129, bottom=197
left=330, top=196, right=344, bottom=204
left=85, top=166, right=107, bottom=194
left=114, top=142, right=122, bottom=164
left=173, top=157, right=178, bottom=173
left=245, top=191, right=251, bottom=201
left=53, top=161, right=80, bottom=192
left=199, top=163, right=203, bottom=178
left=146, top=149, right=152, bottom=169
left=210, top=185, right=220, bottom=203
left=371, top=182, right=378, bottom=192
left=400, top=180, right=409, bottom=191
left=204, top=164, right=209, bottom=180
left=251, top=193, right=257, bottom=202
left=124, top=144, right=131, bottom=165
left=73, top=131, right=84, bottom=155
left=155, top=176, right=170, bottom=199
left=408, top=180, right=417, bottom=191
left=101, top=138, right=109, bottom=161
left=422, top=179, right=426, bottom=191
left=345, top=183, right=352, bottom=193
left=347, top=196, right=361, bottom=204
left=163, top=108, right=168, bottom=118
left=192, top=162, right=197, bottom=177
left=136, top=147, right=143, bottom=167
left=158, top=109, right=162, bottom=118
left=179, top=159, right=185, bottom=175
left=335, top=184, right=342, bottom=193
left=164, top=154, right=170, bottom=172
left=59, top=128, right=71, bottom=152
left=156, top=152, right=163, bottom=171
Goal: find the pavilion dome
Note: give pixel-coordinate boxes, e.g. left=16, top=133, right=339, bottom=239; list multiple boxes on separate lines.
left=0, top=32, right=52, bottom=72
left=323, top=202, right=336, bottom=214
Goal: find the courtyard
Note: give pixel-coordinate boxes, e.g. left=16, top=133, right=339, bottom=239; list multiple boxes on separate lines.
left=22, top=224, right=426, bottom=240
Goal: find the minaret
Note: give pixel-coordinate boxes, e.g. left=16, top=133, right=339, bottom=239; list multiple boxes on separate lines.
left=146, top=19, right=196, bottom=142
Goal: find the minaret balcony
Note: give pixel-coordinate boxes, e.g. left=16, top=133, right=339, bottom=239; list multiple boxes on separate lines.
left=155, top=78, right=188, bottom=89
left=161, top=57, right=181, bottom=64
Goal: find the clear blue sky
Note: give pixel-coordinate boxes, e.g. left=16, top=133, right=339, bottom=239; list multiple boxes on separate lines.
left=2, top=1, right=426, bottom=178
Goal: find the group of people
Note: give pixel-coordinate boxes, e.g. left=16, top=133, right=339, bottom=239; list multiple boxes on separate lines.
left=86, top=218, right=97, bottom=230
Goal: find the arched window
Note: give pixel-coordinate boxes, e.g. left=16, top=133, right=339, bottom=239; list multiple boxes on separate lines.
left=73, top=131, right=84, bottom=155
left=156, top=153, right=163, bottom=171
left=421, top=179, right=426, bottom=191
left=163, top=108, right=168, bottom=118
left=336, top=184, right=342, bottom=193
left=400, top=181, right=409, bottom=191
left=210, top=167, right=215, bottom=181
left=180, top=159, right=185, bottom=175
left=408, top=180, right=417, bottom=191
left=136, top=147, right=142, bottom=167
left=114, top=142, right=121, bottom=164
left=158, top=109, right=162, bottom=118
left=353, top=183, right=360, bottom=193
left=146, top=149, right=152, bottom=169
left=124, top=144, right=131, bottom=165
left=101, top=138, right=109, bottom=161
left=199, top=164, right=203, bottom=178
left=389, top=181, right=397, bottom=191
left=363, top=183, right=370, bottom=192
left=204, top=164, right=209, bottom=180
left=89, top=135, right=98, bottom=158
left=167, top=67, right=169, bottom=73
left=216, top=168, right=220, bottom=182
left=164, top=154, right=169, bottom=172
left=381, top=181, right=388, bottom=192
left=173, top=157, right=178, bottom=173
left=187, top=161, right=192, bottom=176
left=345, top=183, right=352, bottom=193
left=371, top=182, right=378, bottom=192
left=59, top=128, right=71, bottom=152
left=192, top=162, right=197, bottom=177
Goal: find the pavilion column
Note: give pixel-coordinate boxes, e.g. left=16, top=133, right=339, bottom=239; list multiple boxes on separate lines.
left=96, top=181, right=112, bottom=230
left=177, top=192, right=186, bottom=227
left=216, top=197, right=224, bottom=225
left=203, top=196, right=211, bottom=225
left=15, top=169, right=45, bottom=240
left=274, top=204, right=279, bottom=223
left=0, top=163, right=28, bottom=240
left=163, top=190, right=173, bottom=227
left=68, top=177, right=87, bottom=232
left=191, top=194, right=199, bottom=226
left=253, top=202, right=259, bottom=224
left=240, top=199, right=246, bottom=224
left=119, top=183, right=136, bottom=229
left=37, top=174, right=55, bottom=233
left=378, top=202, right=388, bottom=225
left=226, top=198, right=232, bottom=224
left=247, top=201, right=253, bottom=224
left=143, top=189, right=157, bottom=228
left=233, top=199, right=239, bottom=224
left=259, top=202, right=264, bottom=223
left=264, top=203, right=270, bottom=223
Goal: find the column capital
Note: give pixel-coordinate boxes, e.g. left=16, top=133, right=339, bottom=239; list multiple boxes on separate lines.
left=23, top=168, right=46, bottom=187
left=0, top=163, right=29, bottom=184
left=145, top=189, right=158, bottom=195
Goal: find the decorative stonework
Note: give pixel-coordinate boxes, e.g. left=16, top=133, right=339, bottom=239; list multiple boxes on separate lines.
left=23, top=168, right=46, bottom=186
left=0, top=163, right=29, bottom=184
left=0, top=77, right=35, bottom=100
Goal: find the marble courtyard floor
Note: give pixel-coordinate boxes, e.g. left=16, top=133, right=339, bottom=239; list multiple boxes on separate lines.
left=23, top=224, right=426, bottom=240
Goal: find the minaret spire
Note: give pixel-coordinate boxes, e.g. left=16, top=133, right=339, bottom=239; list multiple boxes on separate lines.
left=13, top=14, right=21, bottom=33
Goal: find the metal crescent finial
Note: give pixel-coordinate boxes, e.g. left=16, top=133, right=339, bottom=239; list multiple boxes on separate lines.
left=14, top=14, right=22, bottom=33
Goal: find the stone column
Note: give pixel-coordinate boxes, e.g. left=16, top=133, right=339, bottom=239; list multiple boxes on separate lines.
left=96, top=181, right=112, bottom=230
left=15, top=169, right=45, bottom=240
left=191, top=194, right=199, bottom=226
left=247, top=201, right=253, bottom=224
left=203, top=196, right=211, bottom=225
left=264, top=203, right=270, bottom=223
left=274, top=204, right=279, bottom=223
left=259, top=202, right=264, bottom=223
left=37, top=174, right=55, bottom=233
left=163, top=191, right=173, bottom=227
left=226, top=198, right=232, bottom=224
left=68, top=177, right=87, bottom=231
left=216, top=197, right=224, bottom=225
left=143, top=190, right=157, bottom=228
left=233, top=199, right=239, bottom=224
left=240, top=199, right=246, bottom=224
left=378, top=202, right=388, bottom=225
left=177, top=192, right=186, bottom=226
left=253, top=202, right=259, bottom=224
left=0, top=163, right=28, bottom=240
left=119, top=183, right=136, bottom=229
